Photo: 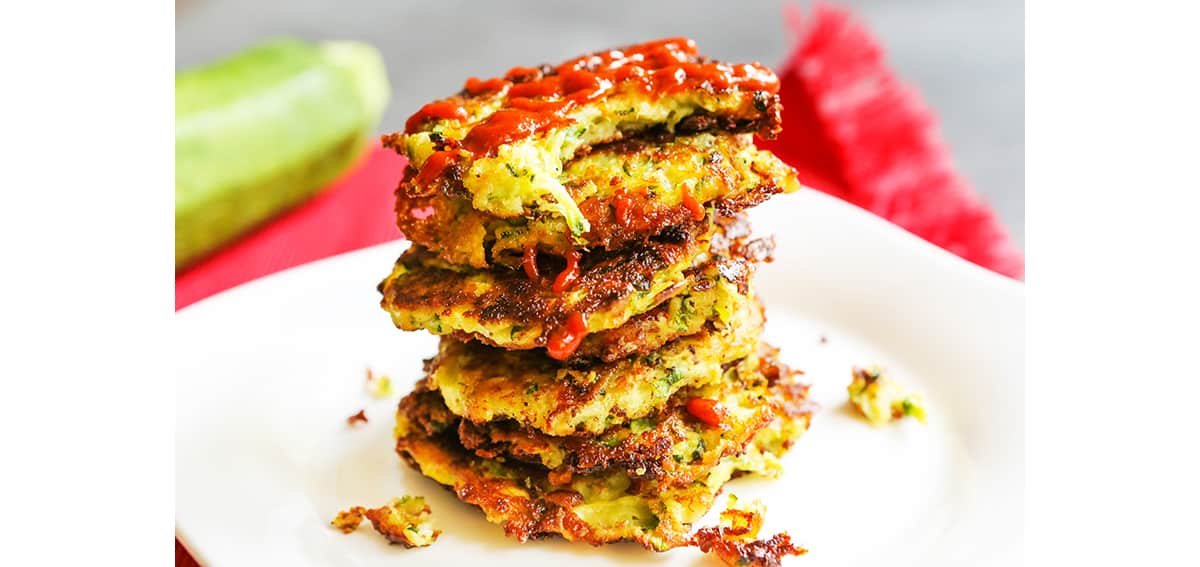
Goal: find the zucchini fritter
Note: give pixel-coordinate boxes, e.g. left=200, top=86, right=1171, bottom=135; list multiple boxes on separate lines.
left=409, top=345, right=813, bottom=487
left=426, top=294, right=765, bottom=437
left=393, top=350, right=811, bottom=550
left=385, top=38, right=782, bottom=235
left=394, top=133, right=800, bottom=269
left=569, top=260, right=747, bottom=364
left=379, top=214, right=771, bottom=357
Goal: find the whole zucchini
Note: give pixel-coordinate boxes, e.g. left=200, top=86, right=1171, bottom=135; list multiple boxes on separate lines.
left=175, top=39, right=390, bottom=270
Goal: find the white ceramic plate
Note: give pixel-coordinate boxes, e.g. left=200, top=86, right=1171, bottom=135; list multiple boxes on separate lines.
left=176, top=190, right=1023, bottom=566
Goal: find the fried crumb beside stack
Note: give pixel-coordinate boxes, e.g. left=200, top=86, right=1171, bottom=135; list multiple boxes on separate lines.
left=377, top=37, right=813, bottom=552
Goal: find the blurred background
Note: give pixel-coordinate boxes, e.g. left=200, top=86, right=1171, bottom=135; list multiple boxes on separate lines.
left=176, top=0, right=1023, bottom=245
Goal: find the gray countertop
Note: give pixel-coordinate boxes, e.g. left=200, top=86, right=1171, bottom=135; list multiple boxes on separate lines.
left=177, top=0, right=1023, bottom=245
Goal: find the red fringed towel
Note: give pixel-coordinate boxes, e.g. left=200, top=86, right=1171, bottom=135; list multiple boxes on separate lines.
left=762, top=4, right=1024, bottom=279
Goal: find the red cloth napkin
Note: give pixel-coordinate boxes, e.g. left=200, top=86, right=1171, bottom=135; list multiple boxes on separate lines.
left=175, top=7, right=1021, bottom=559
left=762, top=4, right=1024, bottom=279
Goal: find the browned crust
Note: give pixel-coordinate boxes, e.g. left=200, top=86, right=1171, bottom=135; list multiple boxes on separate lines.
left=568, top=244, right=766, bottom=364
left=690, top=529, right=807, bottom=567
left=673, top=95, right=782, bottom=140
left=454, top=394, right=769, bottom=487
left=392, top=389, right=613, bottom=546
left=392, top=135, right=789, bottom=270
left=380, top=214, right=767, bottom=354
left=384, top=233, right=692, bottom=331
left=423, top=292, right=766, bottom=437
left=331, top=500, right=441, bottom=548
left=392, top=359, right=813, bottom=551
left=686, top=491, right=806, bottom=565
left=396, top=434, right=609, bottom=546
left=566, top=295, right=686, bottom=364
left=402, top=344, right=813, bottom=486
left=398, top=384, right=460, bottom=438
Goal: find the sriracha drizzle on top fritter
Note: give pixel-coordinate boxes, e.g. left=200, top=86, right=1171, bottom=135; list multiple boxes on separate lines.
left=405, top=37, right=780, bottom=152
left=376, top=37, right=811, bottom=554
left=387, top=37, right=785, bottom=238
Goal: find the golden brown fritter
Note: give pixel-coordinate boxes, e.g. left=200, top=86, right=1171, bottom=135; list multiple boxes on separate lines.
left=392, top=350, right=812, bottom=551
left=427, top=294, right=765, bottom=437
left=571, top=232, right=771, bottom=364
left=385, top=38, right=783, bottom=236
left=379, top=214, right=772, bottom=358
left=394, top=133, right=800, bottom=269
left=405, top=344, right=813, bottom=487
left=568, top=263, right=745, bottom=365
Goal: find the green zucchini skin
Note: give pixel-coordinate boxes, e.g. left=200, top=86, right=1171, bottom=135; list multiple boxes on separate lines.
left=175, top=39, right=390, bottom=270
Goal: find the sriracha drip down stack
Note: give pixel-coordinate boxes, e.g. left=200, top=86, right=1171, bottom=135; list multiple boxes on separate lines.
left=377, top=38, right=814, bottom=551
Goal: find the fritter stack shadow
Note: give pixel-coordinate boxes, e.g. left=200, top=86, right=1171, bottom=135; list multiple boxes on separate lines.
left=377, top=38, right=814, bottom=551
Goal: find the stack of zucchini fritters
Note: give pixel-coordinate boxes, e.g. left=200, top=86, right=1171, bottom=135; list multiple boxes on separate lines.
left=378, top=38, right=813, bottom=551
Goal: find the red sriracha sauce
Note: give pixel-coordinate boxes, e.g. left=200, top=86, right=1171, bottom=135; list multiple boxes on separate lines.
left=415, top=150, right=458, bottom=186
left=686, top=398, right=727, bottom=428
left=403, top=37, right=780, bottom=157
left=552, top=250, right=582, bottom=294
left=546, top=312, right=588, bottom=360
left=461, top=109, right=567, bottom=156
left=522, top=245, right=540, bottom=280
left=504, top=66, right=542, bottom=81
left=463, top=76, right=511, bottom=95
left=679, top=185, right=705, bottom=221
left=405, top=100, right=468, bottom=132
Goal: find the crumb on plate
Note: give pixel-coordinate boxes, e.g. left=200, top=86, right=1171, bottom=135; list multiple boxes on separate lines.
left=331, top=496, right=440, bottom=548
left=689, top=494, right=806, bottom=567
left=365, top=368, right=394, bottom=399
left=331, top=507, right=366, bottom=533
left=847, top=366, right=927, bottom=426
left=347, top=409, right=369, bottom=426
